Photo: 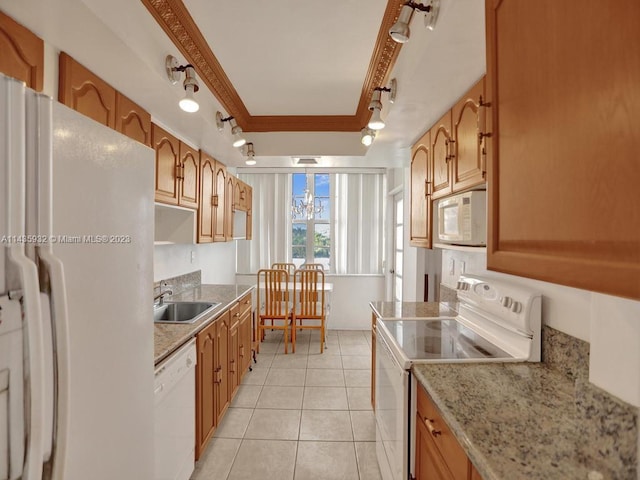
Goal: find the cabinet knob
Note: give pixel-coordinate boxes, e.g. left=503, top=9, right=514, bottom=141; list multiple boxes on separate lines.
left=424, top=417, right=441, bottom=437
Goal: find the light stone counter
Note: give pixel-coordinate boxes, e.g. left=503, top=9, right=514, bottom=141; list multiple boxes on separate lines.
left=369, top=301, right=458, bottom=320
left=154, top=284, right=254, bottom=365
left=412, top=362, right=637, bottom=480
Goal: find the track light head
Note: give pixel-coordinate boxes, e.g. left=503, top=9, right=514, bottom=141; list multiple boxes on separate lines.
left=166, top=55, right=200, bottom=113
left=216, top=111, right=247, bottom=147
left=361, top=127, right=376, bottom=146
left=389, top=0, right=440, bottom=44
left=243, top=143, right=256, bottom=165
left=367, top=79, right=397, bottom=130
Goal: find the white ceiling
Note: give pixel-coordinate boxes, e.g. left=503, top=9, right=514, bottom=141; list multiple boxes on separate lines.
left=0, top=0, right=486, bottom=169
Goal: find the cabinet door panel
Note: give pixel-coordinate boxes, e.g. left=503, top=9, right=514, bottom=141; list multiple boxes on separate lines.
left=213, top=162, right=227, bottom=242
left=410, top=129, right=432, bottom=248
left=196, top=323, right=216, bottom=460
left=0, top=11, right=44, bottom=91
left=452, top=78, right=485, bottom=192
left=115, top=92, right=151, bottom=146
left=229, top=320, right=239, bottom=398
left=179, top=142, right=199, bottom=209
left=415, top=414, right=455, bottom=480
left=198, top=152, right=215, bottom=243
left=215, top=312, right=230, bottom=423
left=59, top=52, right=116, bottom=128
left=431, top=111, right=453, bottom=199
left=486, top=0, right=640, bottom=299
left=225, top=176, right=235, bottom=241
left=152, top=124, right=179, bottom=205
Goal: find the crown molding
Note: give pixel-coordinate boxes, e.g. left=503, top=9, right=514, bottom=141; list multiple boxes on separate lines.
left=141, top=0, right=404, bottom=132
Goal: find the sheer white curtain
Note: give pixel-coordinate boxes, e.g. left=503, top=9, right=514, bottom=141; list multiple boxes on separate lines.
left=332, top=173, right=385, bottom=274
left=237, top=173, right=292, bottom=273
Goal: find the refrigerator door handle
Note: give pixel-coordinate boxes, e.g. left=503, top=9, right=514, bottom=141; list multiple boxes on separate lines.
left=6, top=246, right=46, bottom=480
left=3, top=75, right=46, bottom=480
left=29, top=91, right=71, bottom=480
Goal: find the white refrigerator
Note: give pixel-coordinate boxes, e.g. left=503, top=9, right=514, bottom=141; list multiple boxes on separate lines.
left=0, top=73, right=155, bottom=480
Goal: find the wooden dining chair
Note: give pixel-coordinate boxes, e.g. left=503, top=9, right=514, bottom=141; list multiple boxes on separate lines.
left=271, top=262, right=296, bottom=276
left=292, top=268, right=326, bottom=353
left=257, top=269, right=293, bottom=354
left=299, top=263, right=325, bottom=271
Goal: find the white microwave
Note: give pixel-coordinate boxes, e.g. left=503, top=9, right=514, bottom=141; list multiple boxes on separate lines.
left=436, top=190, right=487, bottom=246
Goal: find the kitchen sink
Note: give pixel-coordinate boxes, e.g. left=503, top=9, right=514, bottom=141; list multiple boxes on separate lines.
left=153, top=301, right=219, bottom=324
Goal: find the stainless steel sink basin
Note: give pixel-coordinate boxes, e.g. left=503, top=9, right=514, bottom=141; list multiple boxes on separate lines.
left=153, top=301, right=219, bottom=324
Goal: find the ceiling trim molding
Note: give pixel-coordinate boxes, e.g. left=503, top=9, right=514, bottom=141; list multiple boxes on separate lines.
left=141, top=0, right=404, bottom=132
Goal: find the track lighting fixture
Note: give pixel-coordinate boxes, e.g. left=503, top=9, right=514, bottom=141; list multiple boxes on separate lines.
left=166, top=55, right=200, bottom=113
left=389, top=0, right=440, bottom=44
left=243, top=143, right=256, bottom=165
left=215, top=111, right=247, bottom=148
left=361, top=127, right=376, bottom=146
left=367, top=78, right=397, bottom=131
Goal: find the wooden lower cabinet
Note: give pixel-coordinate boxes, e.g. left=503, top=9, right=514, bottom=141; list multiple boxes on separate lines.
left=415, top=384, right=483, bottom=480
left=195, top=321, right=216, bottom=460
left=195, top=292, right=254, bottom=459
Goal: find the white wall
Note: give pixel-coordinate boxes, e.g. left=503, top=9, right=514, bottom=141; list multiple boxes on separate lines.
left=236, top=274, right=385, bottom=330
left=154, top=242, right=237, bottom=284
left=439, top=248, right=640, bottom=408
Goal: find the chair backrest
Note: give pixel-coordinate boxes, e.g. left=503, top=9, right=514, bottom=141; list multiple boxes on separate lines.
left=271, top=262, right=296, bottom=275
left=299, top=263, right=325, bottom=271
left=257, top=269, right=290, bottom=317
left=293, top=269, right=325, bottom=317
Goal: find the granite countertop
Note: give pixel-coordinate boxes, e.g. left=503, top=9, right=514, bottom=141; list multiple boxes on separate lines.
left=412, top=362, right=635, bottom=480
left=369, top=301, right=458, bottom=319
left=154, top=284, right=254, bottom=365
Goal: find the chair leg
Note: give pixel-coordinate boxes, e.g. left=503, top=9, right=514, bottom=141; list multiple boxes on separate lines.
left=291, top=315, right=296, bottom=354
left=283, top=327, right=288, bottom=354
left=320, top=323, right=324, bottom=354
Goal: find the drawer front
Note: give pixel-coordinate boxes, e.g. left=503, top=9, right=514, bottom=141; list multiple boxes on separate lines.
left=416, top=384, right=469, bottom=480
left=238, top=292, right=252, bottom=316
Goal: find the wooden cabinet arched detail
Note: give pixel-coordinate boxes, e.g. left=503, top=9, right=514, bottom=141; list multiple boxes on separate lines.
left=213, top=162, right=227, bottom=242
left=225, top=176, right=235, bottom=241
left=410, top=130, right=432, bottom=248
left=179, top=142, right=199, bottom=210
left=431, top=111, right=453, bottom=199
left=198, top=152, right=215, bottom=243
left=115, top=93, right=151, bottom=146
left=152, top=124, right=179, bottom=205
left=59, top=52, right=116, bottom=128
left=452, top=78, right=486, bottom=192
left=0, top=11, right=44, bottom=91
left=195, top=323, right=216, bottom=460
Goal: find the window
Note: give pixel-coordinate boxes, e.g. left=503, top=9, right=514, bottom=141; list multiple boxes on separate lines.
left=291, top=173, right=331, bottom=270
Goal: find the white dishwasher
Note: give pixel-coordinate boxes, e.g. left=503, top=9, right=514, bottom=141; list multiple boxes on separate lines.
left=154, top=339, right=197, bottom=480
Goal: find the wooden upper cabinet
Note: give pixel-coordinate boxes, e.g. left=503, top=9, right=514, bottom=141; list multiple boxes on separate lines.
left=0, top=11, right=44, bottom=91
left=199, top=151, right=216, bottom=243
left=179, top=141, right=199, bottom=210
left=410, top=130, right=432, bottom=248
left=245, top=188, right=253, bottom=240
left=59, top=52, right=116, bottom=128
left=452, top=77, right=486, bottom=192
left=225, top=175, right=235, bottom=241
left=114, top=92, right=151, bottom=147
left=152, top=123, right=180, bottom=205
left=431, top=111, right=453, bottom=199
left=213, top=162, right=227, bottom=242
left=485, top=0, right=640, bottom=300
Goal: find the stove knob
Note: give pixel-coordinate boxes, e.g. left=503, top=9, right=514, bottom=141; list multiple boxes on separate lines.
left=456, top=281, right=464, bottom=290
left=501, top=296, right=513, bottom=308
left=511, top=301, right=522, bottom=313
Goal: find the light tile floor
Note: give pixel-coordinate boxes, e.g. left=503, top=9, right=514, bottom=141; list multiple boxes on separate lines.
left=191, top=329, right=382, bottom=480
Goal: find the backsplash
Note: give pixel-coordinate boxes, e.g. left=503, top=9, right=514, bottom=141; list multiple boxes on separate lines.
left=439, top=283, right=458, bottom=303
left=153, top=270, right=201, bottom=298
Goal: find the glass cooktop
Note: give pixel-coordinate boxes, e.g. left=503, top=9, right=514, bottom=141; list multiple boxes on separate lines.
left=379, top=318, right=512, bottom=360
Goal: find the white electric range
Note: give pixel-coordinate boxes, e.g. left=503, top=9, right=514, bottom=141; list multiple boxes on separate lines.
left=374, top=274, right=542, bottom=480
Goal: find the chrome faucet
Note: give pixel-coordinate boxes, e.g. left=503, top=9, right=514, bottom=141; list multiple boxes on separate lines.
left=154, top=285, right=173, bottom=306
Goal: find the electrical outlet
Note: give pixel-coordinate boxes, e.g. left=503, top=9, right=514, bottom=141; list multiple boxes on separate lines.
left=460, top=261, right=466, bottom=274
left=190, top=250, right=195, bottom=264
left=448, top=258, right=455, bottom=275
